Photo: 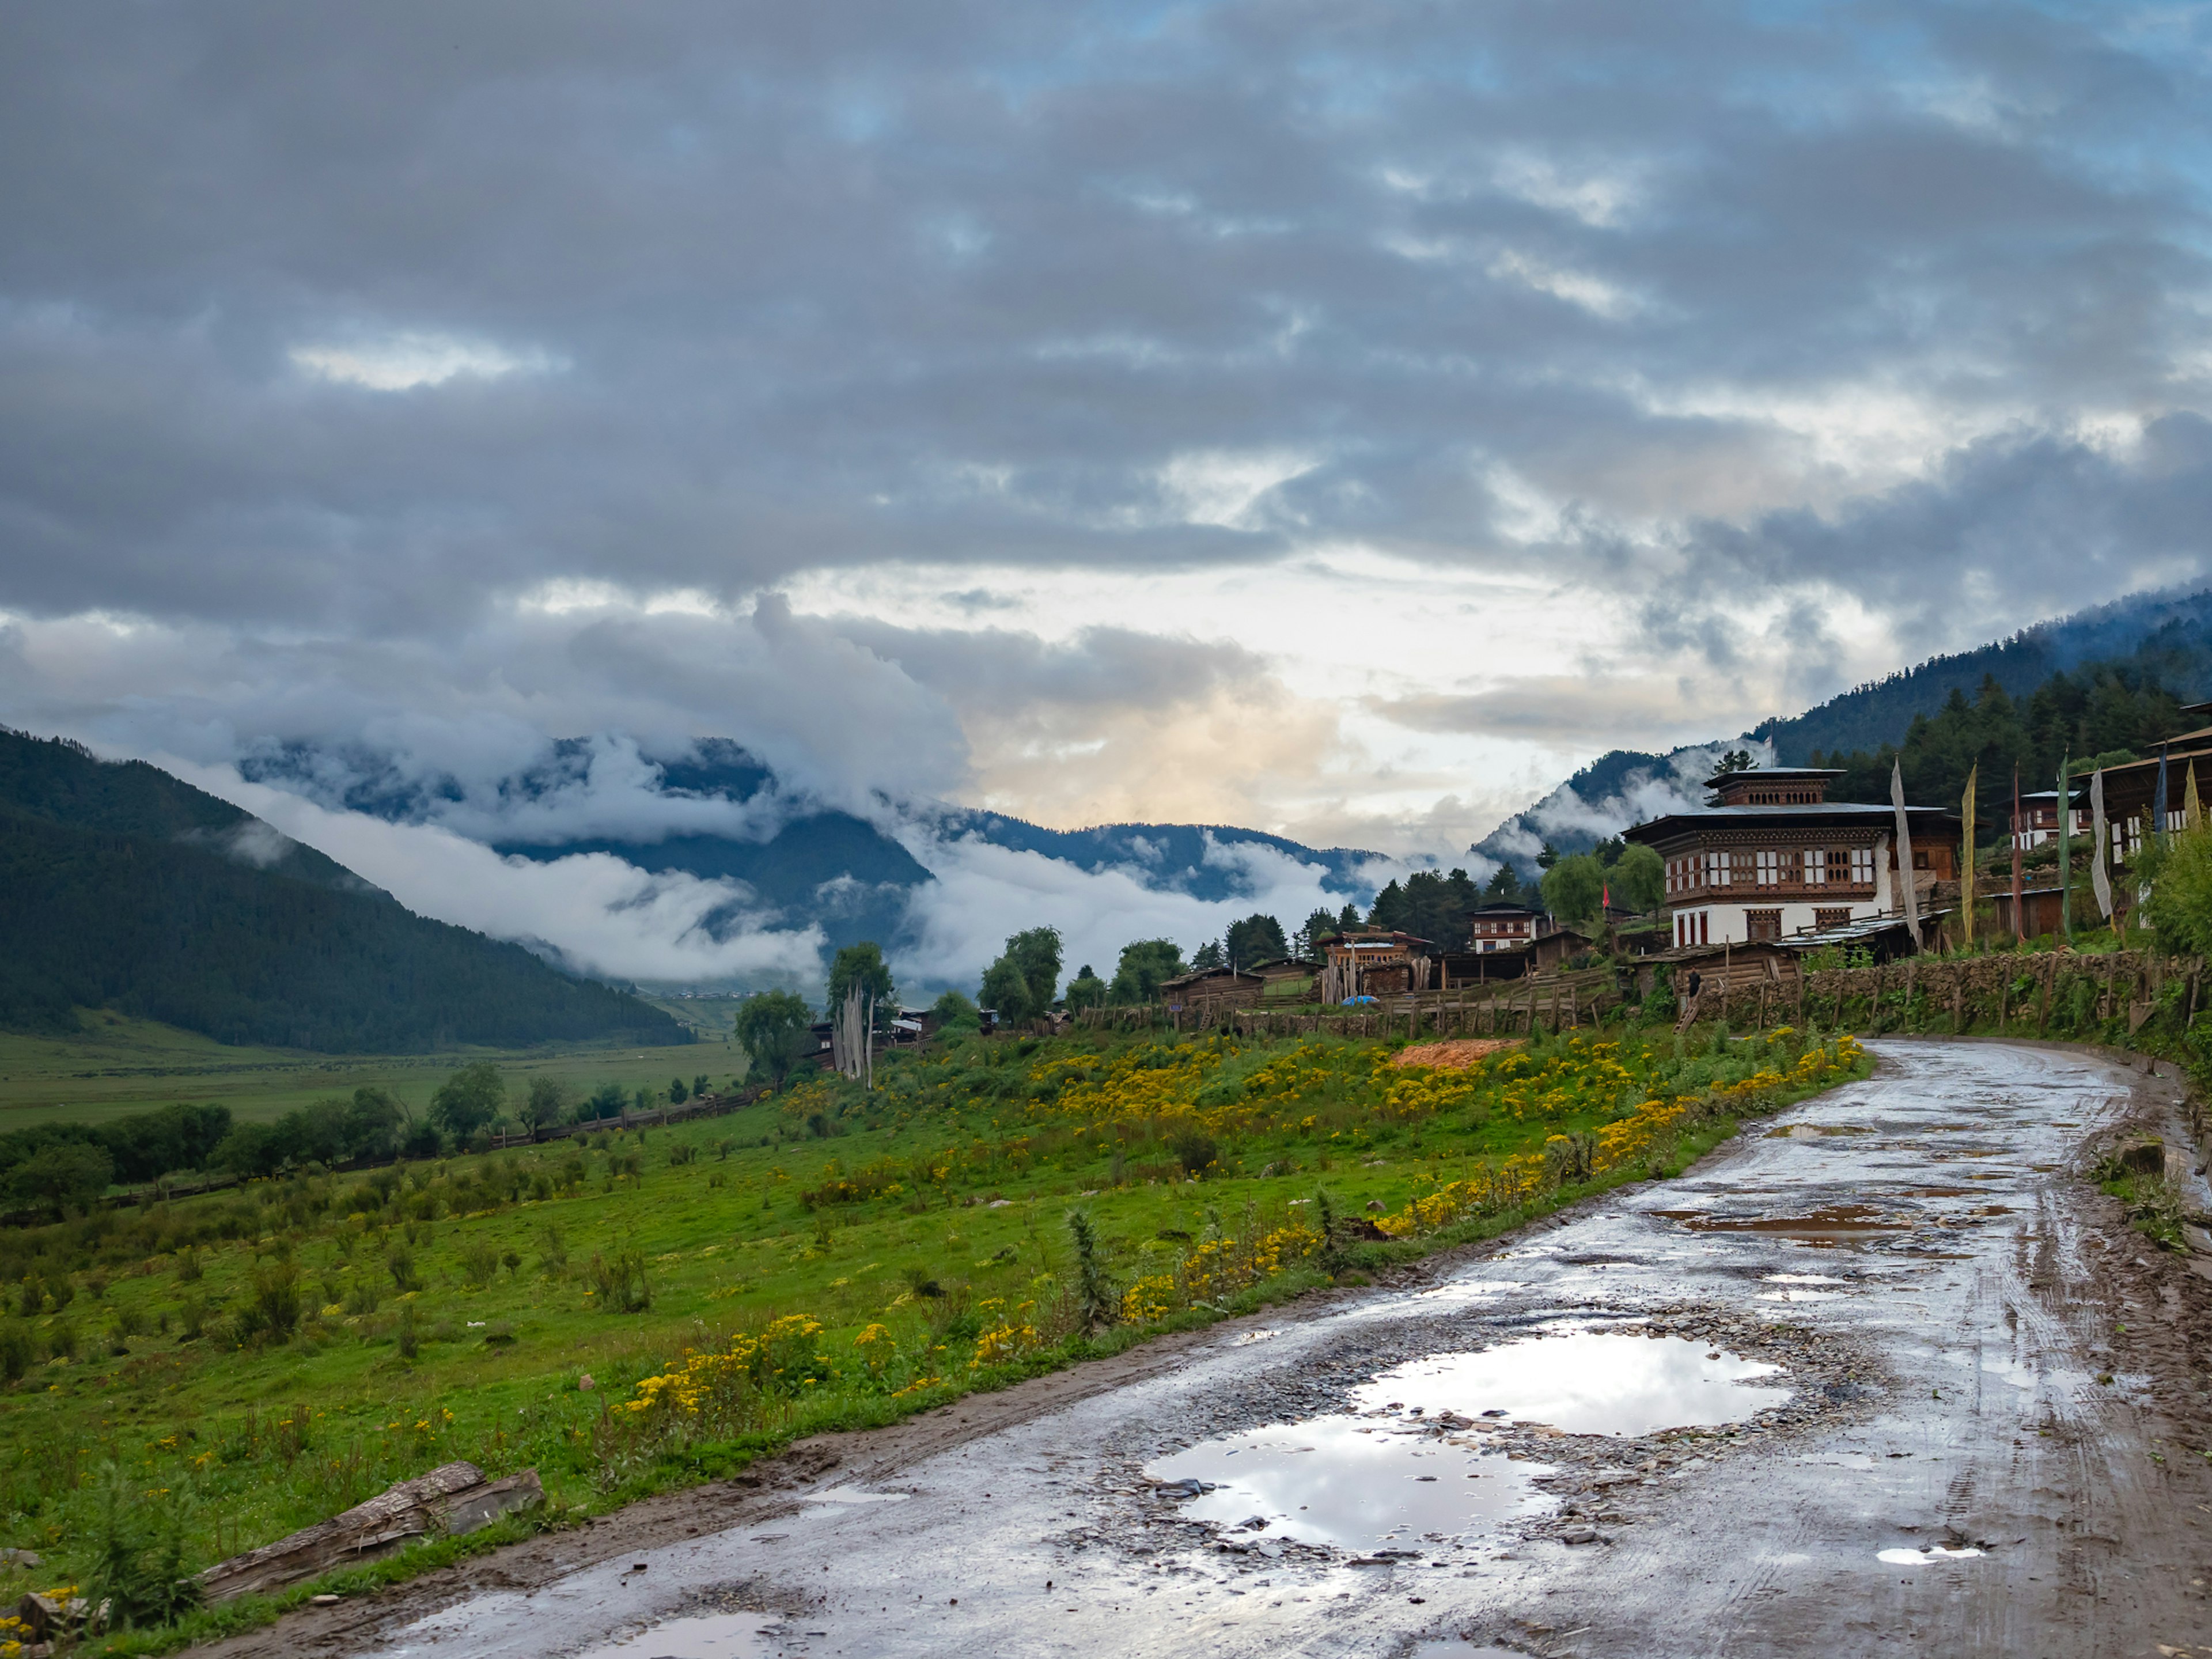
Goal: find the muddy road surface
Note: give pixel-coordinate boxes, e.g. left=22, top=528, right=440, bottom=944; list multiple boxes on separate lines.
left=230, top=1041, right=2212, bottom=1658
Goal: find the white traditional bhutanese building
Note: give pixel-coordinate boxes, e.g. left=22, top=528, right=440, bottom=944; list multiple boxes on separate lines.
left=1623, top=768, right=1960, bottom=948
left=2008, top=789, right=2085, bottom=850
left=1466, top=902, right=1551, bottom=953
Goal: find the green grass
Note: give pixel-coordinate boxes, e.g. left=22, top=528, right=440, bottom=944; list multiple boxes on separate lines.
left=0, top=1012, right=742, bottom=1131
left=0, top=1019, right=1868, bottom=1653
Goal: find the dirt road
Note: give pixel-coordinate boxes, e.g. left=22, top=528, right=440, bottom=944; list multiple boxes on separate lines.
left=222, top=1041, right=2212, bottom=1658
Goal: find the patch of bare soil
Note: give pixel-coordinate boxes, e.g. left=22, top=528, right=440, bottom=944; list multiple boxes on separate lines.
left=1393, top=1037, right=1521, bottom=1069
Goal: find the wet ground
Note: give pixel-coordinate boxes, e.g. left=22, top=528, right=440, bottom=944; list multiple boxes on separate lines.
left=210, top=1041, right=2212, bottom=1658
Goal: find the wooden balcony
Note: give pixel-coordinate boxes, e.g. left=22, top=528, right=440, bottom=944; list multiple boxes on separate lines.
left=1666, top=878, right=1878, bottom=905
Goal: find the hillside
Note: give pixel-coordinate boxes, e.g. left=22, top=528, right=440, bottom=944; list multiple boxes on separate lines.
left=0, top=730, right=686, bottom=1051
left=1471, top=583, right=2212, bottom=875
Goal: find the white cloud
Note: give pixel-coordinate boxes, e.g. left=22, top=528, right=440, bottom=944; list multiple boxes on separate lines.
left=160, top=757, right=828, bottom=987
left=1487, top=250, right=1643, bottom=320
left=288, top=331, right=559, bottom=392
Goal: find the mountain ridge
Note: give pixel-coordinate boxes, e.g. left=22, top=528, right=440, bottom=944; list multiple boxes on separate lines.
left=0, top=729, right=686, bottom=1050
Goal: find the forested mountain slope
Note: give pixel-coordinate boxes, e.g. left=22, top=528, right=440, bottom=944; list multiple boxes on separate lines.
left=0, top=730, right=685, bottom=1050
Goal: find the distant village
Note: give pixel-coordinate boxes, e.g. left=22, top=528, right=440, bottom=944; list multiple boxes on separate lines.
left=765, top=702, right=2209, bottom=1075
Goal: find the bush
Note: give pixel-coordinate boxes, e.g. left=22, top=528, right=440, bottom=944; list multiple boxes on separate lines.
left=1170, top=1128, right=1218, bottom=1177
left=459, top=1240, right=499, bottom=1290
left=1067, top=1208, right=1118, bottom=1331
left=0, top=1319, right=32, bottom=1382
left=85, top=1462, right=201, bottom=1629
left=586, top=1247, right=651, bottom=1313
left=239, top=1263, right=302, bottom=1342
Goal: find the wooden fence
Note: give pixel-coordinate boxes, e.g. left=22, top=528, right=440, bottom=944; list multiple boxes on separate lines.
left=1075, top=964, right=1627, bottom=1040
left=1679, top=949, right=2205, bottom=1037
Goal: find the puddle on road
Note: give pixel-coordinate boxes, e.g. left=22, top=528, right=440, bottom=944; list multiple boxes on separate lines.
left=801, top=1486, right=908, bottom=1505
left=1353, top=1331, right=1789, bottom=1435
left=1766, top=1123, right=1875, bottom=1138
left=569, top=1612, right=785, bottom=1659
left=1879, top=1546, right=1986, bottom=1565
left=1653, top=1206, right=1913, bottom=1246
left=1148, top=1416, right=1556, bottom=1550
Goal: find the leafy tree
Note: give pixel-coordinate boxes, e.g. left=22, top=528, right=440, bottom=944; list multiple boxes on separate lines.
left=335, top=1087, right=405, bottom=1161
left=827, top=941, right=897, bottom=1011
left=1336, top=902, right=1361, bottom=931
left=1108, top=940, right=1185, bottom=1003
left=430, top=1062, right=506, bottom=1139
left=1189, top=941, right=1225, bottom=972
left=6, top=1142, right=113, bottom=1217
left=668, top=1076, right=689, bottom=1105
left=1715, top=749, right=1753, bottom=774
left=0, top=1102, right=234, bottom=1192
left=1540, top=853, right=1607, bottom=925
left=736, top=990, right=815, bottom=1087
left=1612, top=842, right=1666, bottom=914
left=931, top=989, right=982, bottom=1030
left=1536, top=841, right=1561, bottom=870
left=2140, top=825, right=2212, bottom=953
left=979, top=926, right=1063, bottom=1022
left=518, top=1076, right=569, bottom=1134
left=1592, top=836, right=1626, bottom=867
left=584, top=1081, right=630, bottom=1121
left=1224, top=914, right=1289, bottom=968
left=1065, top=964, right=1108, bottom=1012
left=1483, top=865, right=1525, bottom=906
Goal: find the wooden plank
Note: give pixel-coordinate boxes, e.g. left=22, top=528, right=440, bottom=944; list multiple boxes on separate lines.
left=197, top=1463, right=543, bottom=1602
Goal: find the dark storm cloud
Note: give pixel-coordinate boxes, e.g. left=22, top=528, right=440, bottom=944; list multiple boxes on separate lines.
left=5, top=0, right=2211, bottom=639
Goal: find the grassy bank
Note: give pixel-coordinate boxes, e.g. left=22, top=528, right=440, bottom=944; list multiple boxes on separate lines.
left=0, top=1020, right=1868, bottom=1653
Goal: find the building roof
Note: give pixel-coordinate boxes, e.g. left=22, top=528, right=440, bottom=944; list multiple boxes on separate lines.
left=1467, top=902, right=1542, bottom=918
left=1313, top=930, right=1436, bottom=950
left=1700, top=766, right=1843, bottom=789
left=1624, top=802, right=1962, bottom=844
left=1159, top=967, right=1263, bottom=991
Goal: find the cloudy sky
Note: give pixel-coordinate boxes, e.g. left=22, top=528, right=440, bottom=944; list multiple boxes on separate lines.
left=6, top=2, right=2212, bottom=986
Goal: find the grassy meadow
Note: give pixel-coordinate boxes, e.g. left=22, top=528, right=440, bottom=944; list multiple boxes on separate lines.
left=0, top=1018, right=1868, bottom=1653
left=0, top=1012, right=741, bottom=1131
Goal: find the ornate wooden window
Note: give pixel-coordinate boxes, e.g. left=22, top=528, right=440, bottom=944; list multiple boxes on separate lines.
left=1746, top=909, right=1782, bottom=941
left=1849, top=846, right=1874, bottom=884
left=1754, top=849, right=1780, bottom=887
left=1804, top=849, right=1827, bottom=885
